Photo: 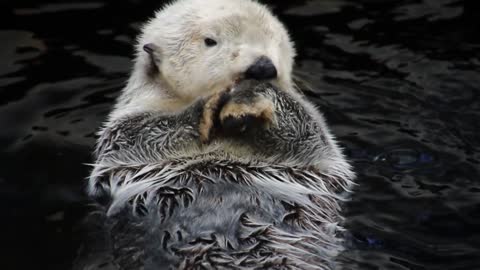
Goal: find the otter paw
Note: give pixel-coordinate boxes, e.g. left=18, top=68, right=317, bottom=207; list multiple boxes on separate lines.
left=219, top=97, right=274, bottom=134
left=199, top=91, right=230, bottom=143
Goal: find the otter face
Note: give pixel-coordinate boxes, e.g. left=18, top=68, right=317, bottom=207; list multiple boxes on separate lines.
left=138, top=0, right=295, bottom=101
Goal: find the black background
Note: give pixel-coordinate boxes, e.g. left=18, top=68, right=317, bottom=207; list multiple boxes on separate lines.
left=0, top=0, right=479, bottom=269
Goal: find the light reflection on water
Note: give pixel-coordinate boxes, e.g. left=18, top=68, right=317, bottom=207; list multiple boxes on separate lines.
left=0, top=0, right=478, bottom=269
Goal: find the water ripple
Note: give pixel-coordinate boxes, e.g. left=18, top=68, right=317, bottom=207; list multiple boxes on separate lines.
left=0, top=0, right=479, bottom=269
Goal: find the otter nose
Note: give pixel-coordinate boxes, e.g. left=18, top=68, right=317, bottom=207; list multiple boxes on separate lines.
left=245, top=56, right=277, bottom=80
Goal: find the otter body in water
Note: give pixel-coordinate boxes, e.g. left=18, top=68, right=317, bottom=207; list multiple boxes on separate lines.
left=83, top=0, right=355, bottom=269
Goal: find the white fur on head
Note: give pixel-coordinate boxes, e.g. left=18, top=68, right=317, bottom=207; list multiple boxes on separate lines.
left=109, top=0, right=296, bottom=121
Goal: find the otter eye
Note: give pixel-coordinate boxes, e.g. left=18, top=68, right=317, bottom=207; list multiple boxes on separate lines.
left=204, top=38, right=217, bottom=47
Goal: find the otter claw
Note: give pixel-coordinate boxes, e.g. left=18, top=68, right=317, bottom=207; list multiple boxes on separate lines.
left=222, top=114, right=259, bottom=134
left=200, top=84, right=275, bottom=142
left=219, top=98, right=274, bottom=135
left=199, top=91, right=230, bottom=143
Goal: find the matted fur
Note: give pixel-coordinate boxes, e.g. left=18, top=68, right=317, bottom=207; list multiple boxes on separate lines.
left=84, top=0, right=355, bottom=269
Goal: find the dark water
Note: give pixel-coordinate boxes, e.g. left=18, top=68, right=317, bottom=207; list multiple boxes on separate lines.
left=1, top=0, right=479, bottom=269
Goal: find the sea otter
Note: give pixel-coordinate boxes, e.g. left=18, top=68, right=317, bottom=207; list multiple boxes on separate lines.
left=83, top=0, right=355, bottom=269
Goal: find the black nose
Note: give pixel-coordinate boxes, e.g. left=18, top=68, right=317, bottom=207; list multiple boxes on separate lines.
left=245, top=56, right=277, bottom=80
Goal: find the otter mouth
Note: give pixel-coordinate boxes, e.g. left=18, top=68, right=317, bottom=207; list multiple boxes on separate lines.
left=222, top=74, right=278, bottom=96
left=228, top=77, right=275, bottom=95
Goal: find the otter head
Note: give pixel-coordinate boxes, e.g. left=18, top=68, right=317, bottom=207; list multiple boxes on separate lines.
left=136, top=0, right=296, bottom=102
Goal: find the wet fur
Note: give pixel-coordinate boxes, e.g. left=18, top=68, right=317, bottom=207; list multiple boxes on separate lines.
left=83, top=0, right=355, bottom=269
left=87, top=81, right=355, bottom=269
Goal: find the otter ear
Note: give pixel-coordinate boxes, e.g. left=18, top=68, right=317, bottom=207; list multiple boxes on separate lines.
left=143, top=43, right=162, bottom=61
left=143, top=43, right=161, bottom=75
left=143, top=43, right=156, bottom=55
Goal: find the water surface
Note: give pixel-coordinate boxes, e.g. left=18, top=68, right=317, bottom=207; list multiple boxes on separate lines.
left=0, top=0, right=479, bottom=269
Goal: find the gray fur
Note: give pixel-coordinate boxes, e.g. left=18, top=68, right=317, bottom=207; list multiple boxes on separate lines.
left=87, top=80, right=355, bottom=269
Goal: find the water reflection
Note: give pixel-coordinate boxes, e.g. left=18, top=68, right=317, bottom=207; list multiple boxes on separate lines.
left=0, top=0, right=479, bottom=269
